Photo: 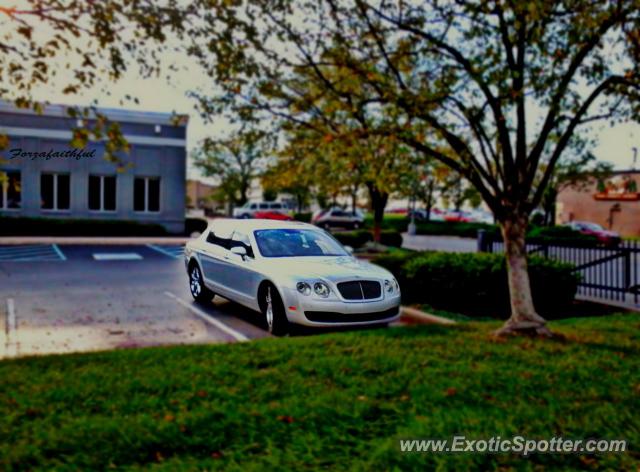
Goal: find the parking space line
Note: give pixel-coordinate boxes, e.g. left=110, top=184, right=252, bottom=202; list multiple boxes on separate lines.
left=0, top=244, right=65, bottom=262
left=164, top=291, right=248, bottom=342
left=52, top=244, right=67, bottom=261
left=93, top=253, right=143, bottom=261
left=147, top=244, right=184, bottom=259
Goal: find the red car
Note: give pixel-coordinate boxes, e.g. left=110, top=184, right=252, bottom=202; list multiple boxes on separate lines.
left=443, top=210, right=474, bottom=223
left=253, top=211, right=294, bottom=221
left=566, top=221, right=621, bottom=246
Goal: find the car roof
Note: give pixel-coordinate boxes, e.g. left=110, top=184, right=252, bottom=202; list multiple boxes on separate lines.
left=208, top=218, right=316, bottom=232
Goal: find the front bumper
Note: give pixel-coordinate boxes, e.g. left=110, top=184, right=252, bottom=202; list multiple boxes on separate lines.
left=280, top=286, right=401, bottom=327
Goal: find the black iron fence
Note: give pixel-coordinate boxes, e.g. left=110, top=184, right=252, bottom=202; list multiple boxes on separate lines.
left=478, top=230, right=640, bottom=306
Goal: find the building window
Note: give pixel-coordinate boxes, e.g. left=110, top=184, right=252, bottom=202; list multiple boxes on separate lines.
left=134, top=177, right=160, bottom=212
left=88, top=175, right=117, bottom=211
left=41, top=173, right=70, bottom=211
left=0, top=171, right=21, bottom=210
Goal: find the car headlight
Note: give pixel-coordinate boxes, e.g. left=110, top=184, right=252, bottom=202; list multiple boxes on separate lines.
left=313, top=282, right=331, bottom=298
left=384, top=279, right=400, bottom=294
left=296, top=282, right=312, bottom=295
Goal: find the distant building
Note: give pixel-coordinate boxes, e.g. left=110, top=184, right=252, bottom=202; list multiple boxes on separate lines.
left=0, top=102, right=188, bottom=233
left=557, top=170, right=640, bottom=236
left=187, top=179, right=219, bottom=213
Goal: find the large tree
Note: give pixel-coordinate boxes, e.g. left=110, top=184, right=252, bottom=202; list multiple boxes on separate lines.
left=189, top=0, right=640, bottom=336
left=192, top=127, right=268, bottom=213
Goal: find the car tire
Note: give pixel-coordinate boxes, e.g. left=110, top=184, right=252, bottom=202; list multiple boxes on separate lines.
left=241, top=213, right=251, bottom=219
left=260, top=283, right=289, bottom=336
left=352, top=221, right=360, bottom=229
left=323, top=222, right=331, bottom=230
left=188, top=263, right=214, bottom=304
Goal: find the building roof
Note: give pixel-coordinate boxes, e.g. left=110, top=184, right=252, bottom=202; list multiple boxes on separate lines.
left=0, top=100, right=188, bottom=127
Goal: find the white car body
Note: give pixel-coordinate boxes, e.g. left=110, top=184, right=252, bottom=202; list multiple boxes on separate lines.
left=184, top=219, right=401, bottom=332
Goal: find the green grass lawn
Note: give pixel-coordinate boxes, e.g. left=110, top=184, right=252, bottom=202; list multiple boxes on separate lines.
left=1, top=315, right=639, bottom=471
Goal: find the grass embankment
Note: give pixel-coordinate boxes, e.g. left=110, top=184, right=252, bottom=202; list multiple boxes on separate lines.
left=1, top=315, right=639, bottom=470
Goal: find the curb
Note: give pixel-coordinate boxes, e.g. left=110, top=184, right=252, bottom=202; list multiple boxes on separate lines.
left=400, top=306, right=457, bottom=325
left=0, top=237, right=191, bottom=245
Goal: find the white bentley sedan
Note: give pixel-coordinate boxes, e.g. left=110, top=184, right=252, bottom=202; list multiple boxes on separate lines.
left=184, top=219, right=401, bottom=335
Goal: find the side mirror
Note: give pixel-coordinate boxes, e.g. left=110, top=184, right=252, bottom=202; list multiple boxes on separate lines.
left=344, top=245, right=354, bottom=254
left=230, top=246, right=248, bottom=260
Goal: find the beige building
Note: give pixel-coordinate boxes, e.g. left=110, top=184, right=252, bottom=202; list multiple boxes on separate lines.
left=557, top=170, right=640, bottom=237
left=186, top=179, right=218, bottom=212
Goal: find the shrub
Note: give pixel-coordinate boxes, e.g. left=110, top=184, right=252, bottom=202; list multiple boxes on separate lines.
left=333, top=229, right=403, bottom=249
left=372, top=251, right=579, bottom=319
left=185, top=217, right=208, bottom=235
left=0, top=216, right=169, bottom=236
left=332, top=230, right=373, bottom=248
left=364, top=215, right=410, bottom=232
left=526, top=225, right=599, bottom=244
left=293, top=212, right=312, bottom=223
left=379, top=230, right=403, bottom=248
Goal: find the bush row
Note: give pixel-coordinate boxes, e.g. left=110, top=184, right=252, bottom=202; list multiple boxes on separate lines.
left=0, top=216, right=210, bottom=237
left=373, top=251, right=579, bottom=319
left=332, top=229, right=403, bottom=249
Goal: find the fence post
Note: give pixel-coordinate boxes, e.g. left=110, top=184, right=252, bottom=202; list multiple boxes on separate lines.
left=624, top=248, right=631, bottom=290
left=477, top=229, right=488, bottom=253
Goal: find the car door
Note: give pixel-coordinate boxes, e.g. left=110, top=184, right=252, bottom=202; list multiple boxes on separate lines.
left=225, top=230, right=263, bottom=305
left=199, top=221, right=235, bottom=292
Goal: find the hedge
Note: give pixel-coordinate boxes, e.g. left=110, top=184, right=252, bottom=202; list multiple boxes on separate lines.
left=0, top=216, right=208, bottom=237
left=293, top=212, right=312, bottom=223
left=332, top=229, right=403, bottom=249
left=373, top=251, right=579, bottom=319
left=526, top=225, right=599, bottom=244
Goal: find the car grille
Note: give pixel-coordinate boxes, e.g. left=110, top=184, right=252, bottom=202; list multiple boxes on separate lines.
left=305, top=307, right=399, bottom=323
left=336, top=280, right=382, bottom=300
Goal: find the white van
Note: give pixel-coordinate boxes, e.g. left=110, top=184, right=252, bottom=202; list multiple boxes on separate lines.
left=232, top=201, right=291, bottom=218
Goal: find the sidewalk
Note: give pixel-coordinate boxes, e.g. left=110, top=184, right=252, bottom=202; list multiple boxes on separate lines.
left=402, top=233, right=477, bottom=253
left=0, top=236, right=192, bottom=245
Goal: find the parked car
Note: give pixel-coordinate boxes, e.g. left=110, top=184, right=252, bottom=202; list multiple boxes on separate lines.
left=385, top=206, right=409, bottom=215
left=468, top=210, right=494, bottom=224
left=428, top=208, right=446, bottom=221
left=233, top=201, right=291, bottom=219
left=565, top=221, right=621, bottom=245
left=253, top=211, right=294, bottom=221
left=312, top=208, right=365, bottom=229
left=443, top=210, right=474, bottom=222
left=184, top=219, right=401, bottom=335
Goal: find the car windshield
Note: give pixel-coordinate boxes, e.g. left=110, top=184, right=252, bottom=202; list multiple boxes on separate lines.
left=254, top=229, right=349, bottom=257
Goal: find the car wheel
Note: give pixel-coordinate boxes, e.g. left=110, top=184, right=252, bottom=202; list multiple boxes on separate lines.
left=323, top=222, right=331, bottom=230
left=189, top=264, right=214, bottom=304
left=241, top=213, right=251, bottom=219
left=352, top=221, right=360, bottom=229
left=260, top=284, right=289, bottom=336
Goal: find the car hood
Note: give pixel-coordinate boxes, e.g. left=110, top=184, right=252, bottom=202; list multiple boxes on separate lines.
left=258, top=256, right=392, bottom=282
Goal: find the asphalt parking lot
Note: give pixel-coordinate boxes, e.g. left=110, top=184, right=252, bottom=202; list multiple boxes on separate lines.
left=0, top=243, right=404, bottom=358
left=0, top=244, right=275, bottom=358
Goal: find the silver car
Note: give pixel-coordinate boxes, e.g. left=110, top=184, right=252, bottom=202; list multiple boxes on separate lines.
left=184, top=219, right=401, bottom=335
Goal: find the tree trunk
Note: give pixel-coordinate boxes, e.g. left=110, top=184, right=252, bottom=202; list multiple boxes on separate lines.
left=495, top=214, right=553, bottom=337
left=424, top=180, right=435, bottom=221
left=367, top=184, right=388, bottom=244
left=351, top=191, right=357, bottom=215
